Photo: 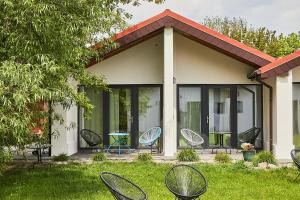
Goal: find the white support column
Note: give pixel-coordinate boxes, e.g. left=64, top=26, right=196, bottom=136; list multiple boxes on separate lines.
left=51, top=104, right=78, bottom=156
left=163, top=27, right=177, bottom=157
left=274, top=71, right=294, bottom=160
left=51, top=79, right=78, bottom=156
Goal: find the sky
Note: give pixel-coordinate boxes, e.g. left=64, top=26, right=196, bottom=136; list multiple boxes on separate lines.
left=123, top=0, right=300, bottom=35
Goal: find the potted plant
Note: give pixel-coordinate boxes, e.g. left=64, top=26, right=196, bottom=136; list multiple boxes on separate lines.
left=241, top=143, right=256, bottom=161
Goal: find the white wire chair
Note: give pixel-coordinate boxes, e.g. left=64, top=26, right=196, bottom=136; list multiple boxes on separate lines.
left=139, top=127, right=161, bottom=154
left=180, top=129, right=204, bottom=149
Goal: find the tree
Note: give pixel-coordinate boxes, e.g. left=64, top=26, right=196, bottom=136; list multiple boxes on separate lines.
left=0, top=0, right=163, bottom=172
left=202, top=16, right=300, bottom=58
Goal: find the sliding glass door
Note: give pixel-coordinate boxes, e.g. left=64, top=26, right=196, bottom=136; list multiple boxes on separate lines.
left=109, top=88, right=132, bottom=146
left=80, top=88, right=103, bottom=148
left=178, top=85, right=263, bottom=149
left=138, top=87, right=161, bottom=148
left=237, top=85, right=262, bottom=148
left=207, top=87, right=232, bottom=147
left=178, top=87, right=202, bottom=147
left=79, top=85, right=162, bottom=149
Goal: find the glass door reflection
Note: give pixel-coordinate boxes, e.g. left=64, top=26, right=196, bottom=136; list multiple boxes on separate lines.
left=109, top=88, right=132, bottom=146
left=208, top=87, right=231, bottom=147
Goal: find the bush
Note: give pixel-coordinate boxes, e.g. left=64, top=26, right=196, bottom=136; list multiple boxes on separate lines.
left=214, top=152, right=232, bottom=163
left=231, top=160, right=249, bottom=171
left=252, top=151, right=276, bottom=166
left=0, top=149, right=12, bottom=175
left=177, top=149, right=199, bottom=162
left=136, top=153, right=152, bottom=162
left=53, top=153, right=69, bottom=162
left=92, top=152, right=107, bottom=162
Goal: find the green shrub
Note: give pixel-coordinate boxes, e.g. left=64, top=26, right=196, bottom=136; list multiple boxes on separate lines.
left=252, top=151, right=276, bottom=166
left=231, top=160, right=249, bottom=171
left=53, top=153, right=69, bottom=162
left=0, top=149, right=12, bottom=175
left=177, top=149, right=199, bottom=162
left=92, top=152, right=107, bottom=162
left=136, top=153, right=152, bottom=162
left=214, top=152, right=232, bottom=163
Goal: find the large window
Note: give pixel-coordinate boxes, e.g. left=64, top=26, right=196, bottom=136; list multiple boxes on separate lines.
left=208, top=87, right=231, bottom=147
left=80, top=88, right=103, bottom=148
left=293, top=84, right=300, bottom=147
left=177, top=85, right=263, bottom=149
left=79, top=85, right=162, bottom=149
left=109, top=88, right=132, bottom=145
left=178, top=87, right=201, bottom=147
left=237, top=85, right=262, bottom=148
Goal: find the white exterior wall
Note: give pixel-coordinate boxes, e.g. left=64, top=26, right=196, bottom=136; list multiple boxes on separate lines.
left=174, top=33, right=257, bottom=84
left=292, top=66, right=300, bottom=82
left=273, top=71, right=294, bottom=159
left=163, top=27, right=177, bottom=157
left=87, top=34, right=163, bottom=84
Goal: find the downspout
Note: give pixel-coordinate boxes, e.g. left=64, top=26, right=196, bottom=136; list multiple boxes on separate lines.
left=248, top=71, right=273, bottom=153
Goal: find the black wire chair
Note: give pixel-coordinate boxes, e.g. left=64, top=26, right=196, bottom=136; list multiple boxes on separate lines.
left=238, top=127, right=261, bottom=145
left=100, top=172, right=147, bottom=200
left=165, top=165, right=208, bottom=200
left=291, top=149, right=300, bottom=180
left=80, top=129, right=103, bottom=149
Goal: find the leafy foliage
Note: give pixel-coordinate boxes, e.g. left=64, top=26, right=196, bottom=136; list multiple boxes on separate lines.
left=0, top=148, right=12, bottom=175
left=92, top=152, right=107, bottom=162
left=202, top=16, right=300, bottom=58
left=0, top=0, right=163, bottom=161
left=177, top=149, right=199, bottom=162
left=53, top=153, right=69, bottom=162
left=137, top=153, right=152, bottom=162
left=252, top=151, right=276, bottom=166
left=214, top=152, right=232, bottom=163
left=231, top=160, right=249, bottom=171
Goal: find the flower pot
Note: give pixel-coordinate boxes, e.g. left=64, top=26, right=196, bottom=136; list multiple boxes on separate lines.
left=242, top=151, right=256, bottom=161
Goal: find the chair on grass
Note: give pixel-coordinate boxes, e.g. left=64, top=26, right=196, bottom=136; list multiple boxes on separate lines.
left=180, top=129, right=204, bottom=149
left=238, top=127, right=261, bottom=145
left=80, top=129, right=103, bottom=150
left=291, top=149, right=300, bottom=180
left=139, top=127, right=161, bottom=154
left=100, top=172, right=147, bottom=200
left=165, top=164, right=208, bottom=200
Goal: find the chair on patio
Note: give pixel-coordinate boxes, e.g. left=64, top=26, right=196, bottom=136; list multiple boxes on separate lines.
left=165, top=164, right=208, bottom=200
left=291, top=149, right=300, bottom=180
left=238, top=127, right=261, bottom=146
left=180, top=129, right=204, bottom=149
left=139, top=127, right=161, bottom=154
left=100, top=172, right=147, bottom=200
left=80, top=129, right=103, bottom=150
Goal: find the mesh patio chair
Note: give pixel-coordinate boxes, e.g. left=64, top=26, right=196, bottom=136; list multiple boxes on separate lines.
left=165, top=164, right=208, bottom=200
left=291, top=149, right=300, bottom=180
left=100, top=172, right=147, bottom=200
left=139, top=127, right=161, bottom=154
left=180, top=129, right=204, bottom=149
left=80, top=129, right=103, bottom=150
left=238, top=127, right=261, bottom=145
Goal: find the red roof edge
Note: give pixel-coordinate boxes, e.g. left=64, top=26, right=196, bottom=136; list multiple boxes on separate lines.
left=164, top=10, right=275, bottom=63
left=257, top=49, right=300, bottom=78
left=92, top=9, right=275, bottom=63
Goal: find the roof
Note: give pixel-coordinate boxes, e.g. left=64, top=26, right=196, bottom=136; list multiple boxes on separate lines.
left=89, top=9, right=275, bottom=67
left=253, top=50, right=300, bottom=79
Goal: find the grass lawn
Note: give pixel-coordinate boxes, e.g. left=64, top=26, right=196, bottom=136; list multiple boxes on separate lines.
left=0, top=162, right=300, bottom=200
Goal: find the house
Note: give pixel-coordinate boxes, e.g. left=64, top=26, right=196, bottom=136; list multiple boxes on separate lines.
left=50, top=9, right=300, bottom=160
